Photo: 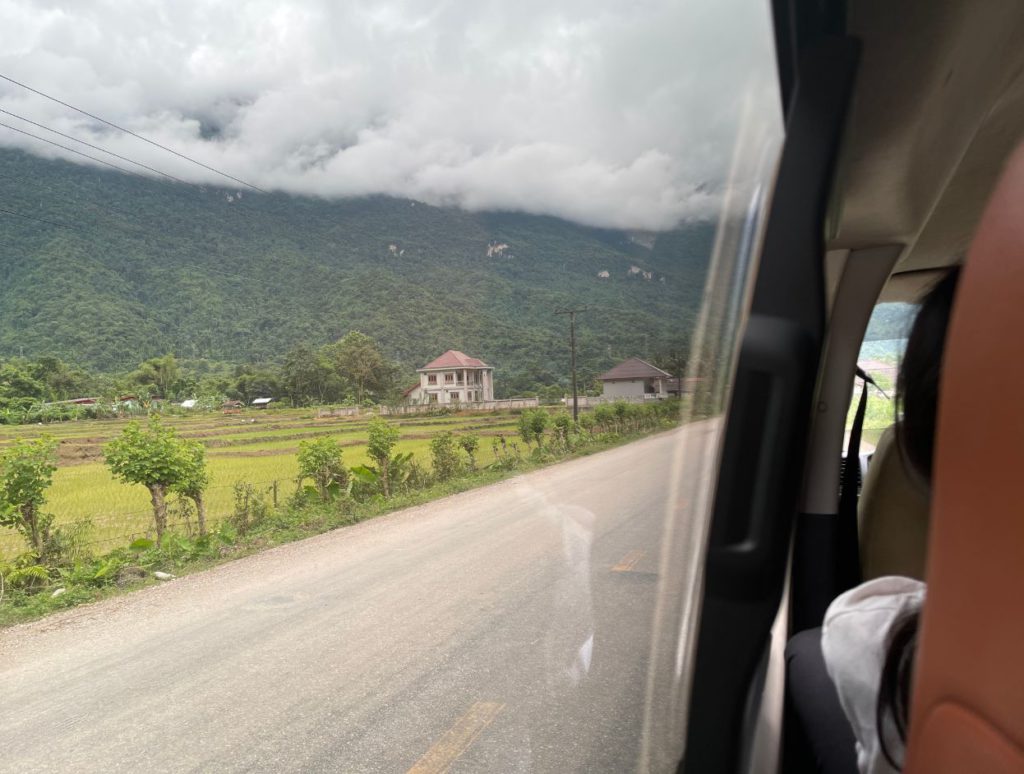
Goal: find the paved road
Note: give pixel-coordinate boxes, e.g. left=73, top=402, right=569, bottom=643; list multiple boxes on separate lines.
left=0, top=424, right=717, bottom=773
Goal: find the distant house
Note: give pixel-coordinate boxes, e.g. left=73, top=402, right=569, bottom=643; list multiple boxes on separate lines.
left=251, top=397, right=274, bottom=409
left=43, top=397, right=99, bottom=407
left=180, top=399, right=198, bottom=409
left=407, top=350, right=494, bottom=405
left=598, top=357, right=672, bottom=399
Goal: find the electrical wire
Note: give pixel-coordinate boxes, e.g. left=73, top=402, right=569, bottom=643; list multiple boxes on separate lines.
left=0, top=72, right=267, bottom=193
left=0, top=205, right=85, bottom=232
left=0, top=120, right=152, bottom=180
left=0, top=153, right=346, bottom=276
left=0, top=107, right=189, bottom=184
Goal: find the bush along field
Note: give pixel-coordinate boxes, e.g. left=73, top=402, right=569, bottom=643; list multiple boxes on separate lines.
left=0, top=400, right=684, bottom=627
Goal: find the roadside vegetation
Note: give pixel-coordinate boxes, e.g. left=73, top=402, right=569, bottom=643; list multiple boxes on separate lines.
left=0, top=400, right=684, bottom=627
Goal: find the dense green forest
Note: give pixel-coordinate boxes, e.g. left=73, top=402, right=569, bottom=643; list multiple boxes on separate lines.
left=0, top=149, right=712, bottom=401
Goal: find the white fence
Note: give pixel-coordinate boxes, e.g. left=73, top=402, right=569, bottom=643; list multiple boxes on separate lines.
left=565, top=394, right=668, bottom=408
left=315, top=407, right=361, bottom=418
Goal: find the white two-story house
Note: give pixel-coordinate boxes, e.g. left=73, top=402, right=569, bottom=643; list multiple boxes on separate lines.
left=405, top=350, right=495, bottom=404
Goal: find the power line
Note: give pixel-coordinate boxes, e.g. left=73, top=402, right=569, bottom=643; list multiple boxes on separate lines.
left=0, top=150, right=291, bottom=258
left=0, top=189, right=333, bottom=293
left=0, top=72, right=267, bottom=193
left=0, top=205, right=85, bottom=232
left=0, top=107, right=189, bottom=184
left=0, top=170, right=140, bottom=222
left=0, top=120, right=153, bottom=180
left=0, top=122, right=331, bottom=247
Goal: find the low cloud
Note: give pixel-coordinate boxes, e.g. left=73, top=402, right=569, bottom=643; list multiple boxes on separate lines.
left=0, top=0, right=779, bottom=230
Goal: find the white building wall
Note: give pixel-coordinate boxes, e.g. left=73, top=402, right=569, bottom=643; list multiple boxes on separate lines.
left=602, top=379, right=646, bottom=398
left=414, top=367, right=494, bottom=404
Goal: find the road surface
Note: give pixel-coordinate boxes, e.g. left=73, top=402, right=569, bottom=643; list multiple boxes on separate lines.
left=0, top=424, right=717, bottom=773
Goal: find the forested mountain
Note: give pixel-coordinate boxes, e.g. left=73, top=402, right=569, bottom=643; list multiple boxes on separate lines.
left=0, top=149, right=712, bottom=394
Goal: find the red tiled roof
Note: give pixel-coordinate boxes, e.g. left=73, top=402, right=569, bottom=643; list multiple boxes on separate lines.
left=419, top=350, right=490, bottom=370
left=598, top=357, right=672, bottom=381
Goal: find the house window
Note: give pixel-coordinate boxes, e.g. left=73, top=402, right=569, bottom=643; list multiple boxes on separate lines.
left=445, top=373, right=455, bottom=383
left=427, top=374, right=437, bottom=385
left=452, top=392, right=460, bottom=402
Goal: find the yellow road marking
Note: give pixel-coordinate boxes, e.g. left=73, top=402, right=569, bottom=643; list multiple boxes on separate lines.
left=612, top=549, right=644, bottom=572
left=407, top=701, right=505, bottom=774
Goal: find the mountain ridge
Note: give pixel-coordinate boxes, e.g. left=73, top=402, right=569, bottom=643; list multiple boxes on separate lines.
left=0, top=149, right=713, bottom=392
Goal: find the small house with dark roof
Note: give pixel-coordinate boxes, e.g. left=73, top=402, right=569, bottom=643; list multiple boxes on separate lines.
left=407, top=350, right=495, bottom=404
left=598, top=357, right=672, bottom=399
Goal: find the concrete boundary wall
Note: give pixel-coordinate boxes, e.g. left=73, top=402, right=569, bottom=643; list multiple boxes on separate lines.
left=380, top=398, right=539, bottom=416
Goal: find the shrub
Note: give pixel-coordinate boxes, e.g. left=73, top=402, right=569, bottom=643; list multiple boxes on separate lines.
left=231, top=481, right=269, bottom=535
left=518, top=408, right=549, bottom=449
left=517, top=411, right=535, bottom=448
left=297, top=437, right=349, bottom=501
left=430, top=431, right=462, bottom=481
left=488, top=434, right=522, bottom=471
left=593, top=404, right=615, bottom=432
left=578, top=413, right=596, bottom=435
left=0, top=437, right=59, bottom=560
left=552, top=413, right=573, bottom=452
left=365, top=417, right=402, bottom=498
left=458, top=434, right=480, bottom=470
left=529, top=409, right=550, bottom=448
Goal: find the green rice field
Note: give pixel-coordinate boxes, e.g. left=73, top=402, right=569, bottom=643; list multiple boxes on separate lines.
left=0, top=408, right=523, bottom=559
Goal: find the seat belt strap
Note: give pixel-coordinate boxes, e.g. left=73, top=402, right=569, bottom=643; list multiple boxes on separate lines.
left=838, top=367, right=874, bottom=590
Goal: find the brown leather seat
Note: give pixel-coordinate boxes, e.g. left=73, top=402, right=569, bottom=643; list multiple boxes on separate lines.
left=905, top=144, right=1024, bottom=772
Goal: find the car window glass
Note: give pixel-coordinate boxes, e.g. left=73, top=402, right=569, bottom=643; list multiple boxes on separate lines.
left=0, top=1, right=783, bottom=771
left=850, top=302, right=917, bottom=453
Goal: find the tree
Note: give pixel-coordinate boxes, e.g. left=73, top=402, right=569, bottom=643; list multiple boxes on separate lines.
left=133, top=353, right=183, bottom=399
left=366, top=417, right=401, bottom=498
left=105, top=419, right=189, bottom=546
left=327, top=332, right=396, bottom=404
left=297, top=437, right=348, bottom=501
left=518, top=408, right=549, bottom=450
left=172, top=440, right=210, bottom=536
left=0, top=437, right=59, bottom=559
left=0, top=360, right=47, bottom=402
left=517, top=411, right=536, bottom=449
left=230, top=364, right=283, bottom=405
left=458, top=434, right=480, bottom=470
left=430, top=431, right=461, bottom=482
left=29, top=356, right=93, bottom=401
left=282, top=345, right=334, bottom=406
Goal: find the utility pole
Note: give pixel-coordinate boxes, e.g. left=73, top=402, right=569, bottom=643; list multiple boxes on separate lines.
left=555, top=307, right=587, bottom=422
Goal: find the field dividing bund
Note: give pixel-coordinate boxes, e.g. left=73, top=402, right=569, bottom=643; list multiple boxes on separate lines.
left=0, top=408, right=523, bottom=559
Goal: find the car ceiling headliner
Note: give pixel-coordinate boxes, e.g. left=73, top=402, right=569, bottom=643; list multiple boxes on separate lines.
left=826, top=1, right=1024, bottom=275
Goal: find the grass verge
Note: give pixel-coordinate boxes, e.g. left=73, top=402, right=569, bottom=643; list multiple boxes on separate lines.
left=0, top=424, right=676, bottom=629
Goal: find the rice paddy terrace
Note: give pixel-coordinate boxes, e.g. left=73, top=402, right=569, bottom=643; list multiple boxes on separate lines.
left=0, top=408, right=522, bottom=558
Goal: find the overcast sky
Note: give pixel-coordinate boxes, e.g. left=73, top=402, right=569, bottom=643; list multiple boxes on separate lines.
left=0, top=0, right=780, bottom=231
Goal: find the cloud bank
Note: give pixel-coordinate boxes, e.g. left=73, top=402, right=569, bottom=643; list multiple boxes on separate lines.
left=0, top=0, right=780, bottom=230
